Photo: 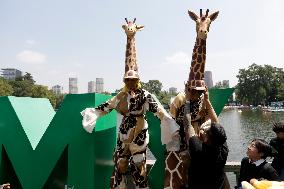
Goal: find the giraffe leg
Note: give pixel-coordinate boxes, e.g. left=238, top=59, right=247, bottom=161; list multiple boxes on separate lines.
left=110, top=139, right=131, bottom=189
left=130, top=152, right=149, bottom=189
left=164, top=151, right=189, bottom=189
left=110, top=151, right=125, bottom=189
left=180, top=151, right=190, bottom=188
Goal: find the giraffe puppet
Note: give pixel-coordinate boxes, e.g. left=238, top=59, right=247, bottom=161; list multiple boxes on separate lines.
left=81, top=18, right=179, bottom=189
left=164, top=9, right=220, bottom=189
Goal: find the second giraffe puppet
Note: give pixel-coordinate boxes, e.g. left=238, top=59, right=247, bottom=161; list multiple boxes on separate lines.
left=81, top=18, right=179, bottom=189
left=164, top=9, right=219, bottom=189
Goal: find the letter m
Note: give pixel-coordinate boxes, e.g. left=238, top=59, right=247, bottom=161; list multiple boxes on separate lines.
left=0, top=94, right=117, bottom=189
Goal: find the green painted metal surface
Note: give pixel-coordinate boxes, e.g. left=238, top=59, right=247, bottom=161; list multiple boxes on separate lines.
left=209, top=88, right=235, bottom=116
left=8, top=96, right=55, bottom=150
left=0, top=88, right=234, bottom=188
left=0, top=93, right=116, bottom=189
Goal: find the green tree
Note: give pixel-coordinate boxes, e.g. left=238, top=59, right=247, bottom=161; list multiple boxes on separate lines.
left=277, top=83, right=284, bottom=100
left=9, top=80, right=33, bottom=97
left=236, top=63, right=284, bottom=105
left=156, top=91, right=170, bottom=107
left=23, top=72, right=35, bottom=84
left=15, top=72, right=35, bottom=84
left=30, top=85, right=56, bottom=107
left=141, top=80, right=163, bottom=95
left=0, top=77, right=13, bottom=96
left=55, top=94, right=65, bottom=110
left=212, top=80, right=229, bottom=89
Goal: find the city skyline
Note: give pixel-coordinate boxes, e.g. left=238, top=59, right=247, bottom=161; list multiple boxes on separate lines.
left=1, top=1, right=284, bottom=93
left=1, top=67, right=230, bottom=94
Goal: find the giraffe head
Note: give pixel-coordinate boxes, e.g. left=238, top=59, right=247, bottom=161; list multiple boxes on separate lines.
left=188, top=9, right=219, bottom=39
left=122, top=18, right=144, bottom=38
left=122, top=18, right=144, bottom=82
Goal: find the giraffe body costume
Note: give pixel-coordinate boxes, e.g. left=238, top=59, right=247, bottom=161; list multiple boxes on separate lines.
left=81, top=18, right=179, bottom=189
left=164, top=9, right=219, bottom=189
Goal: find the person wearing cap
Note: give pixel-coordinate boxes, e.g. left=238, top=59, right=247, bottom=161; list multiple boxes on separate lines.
left=184, top=100, right=229, bottom=189
left=164, top=9, right=220, bottom=189
left=81, top=18, right=179, bottom=189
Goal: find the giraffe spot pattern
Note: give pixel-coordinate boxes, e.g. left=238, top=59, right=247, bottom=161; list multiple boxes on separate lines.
left=201, top=61, right=205, bottom=73
left=192, top=53, right=197, bottom=60
left=167, top=151, right=180, bottom=170
left=96, top=101, right=113, bottom=112
left=198, top=47, right=202, bottom=54
left=194, top=64, right=201, bottom=73
left=196, top=72, right=200, bottom=79
left=202, top=54, right=206, bottom=61
left=175, top=104, right=188, bottom=151
left=119, top=116, right=137, bottom=134
left=125, top=65, right=129, bottom=72
left=128, top=89, right=147, bottom=112
left=130, top=159, right=148, bottom=188
left=126, top=50, right=130, bottom=57
left=197, top=55, right=202, bottom=63
left=133, top=129, right=147, bottom=146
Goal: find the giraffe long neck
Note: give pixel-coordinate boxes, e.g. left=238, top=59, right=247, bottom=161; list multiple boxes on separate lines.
left=189, top=37, right=207, bottom=81
left=125, top=36, right=137, bottom=72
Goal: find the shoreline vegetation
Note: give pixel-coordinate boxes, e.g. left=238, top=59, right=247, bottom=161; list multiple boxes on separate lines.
left=224, top=105, right=284, bottom=112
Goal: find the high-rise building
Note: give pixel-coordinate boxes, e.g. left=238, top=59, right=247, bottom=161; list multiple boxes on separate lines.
left=169, top=87, right=177, bottom=95
left=204, top=71, right=213, bottom=88
left=88, top=81, right=96, bottom=93
left=69, top=78, right=78, bottom=94
left=52, top=85, right=63, bottom=96
left=96, top=78, right=104, bottom=93
left=1, top=68, right=22, bottom=80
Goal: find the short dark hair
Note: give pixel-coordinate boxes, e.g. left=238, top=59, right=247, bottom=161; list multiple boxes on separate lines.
left=272, top=122, right=284, bottom=133
left=206, top=122, right=227, bottom=145
left=252, top=139, right=272, bottom=159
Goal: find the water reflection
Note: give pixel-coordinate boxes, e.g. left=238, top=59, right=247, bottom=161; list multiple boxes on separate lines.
left=147, top=109, right=284, bottom=162
left=219, top=109, right=284, bottom=161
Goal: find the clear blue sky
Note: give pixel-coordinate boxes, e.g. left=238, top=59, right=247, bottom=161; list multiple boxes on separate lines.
left=0, top=0, right=283, bottom=93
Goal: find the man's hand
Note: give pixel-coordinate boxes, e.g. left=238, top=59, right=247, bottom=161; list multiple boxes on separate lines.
left=204, top=86, right=209, bottom=100
left=1, top=183, right=10, bottom=189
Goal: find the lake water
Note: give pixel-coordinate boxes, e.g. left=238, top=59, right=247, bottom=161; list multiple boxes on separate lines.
left=220, top=109, right=284, bottom=161
left=148, top=108, right=284, bottom=161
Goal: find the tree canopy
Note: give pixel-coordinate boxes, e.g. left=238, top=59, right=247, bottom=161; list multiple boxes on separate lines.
left=0, top=77, right=13, bottom=96
left=141, top=80, right=163, bottom=95
left=236, top=63, right=284, bottom=105
left=0, top=73, right=63, bottom=109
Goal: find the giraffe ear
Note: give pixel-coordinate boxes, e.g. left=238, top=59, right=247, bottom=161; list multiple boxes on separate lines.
left=188, top=10, right=199, bottom=21
left=208, top=11, right=219, bottom=22
left=136, top=25, right=144, bottom=31
left=122, top=25, right=127, bottom=30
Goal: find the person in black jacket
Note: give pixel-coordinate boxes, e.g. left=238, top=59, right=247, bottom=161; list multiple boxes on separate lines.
left=184, top=101, right=230, bottom=189
left=235, top=139, right=279, bottom=189
left=270, top=122, right=284, bottom=180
